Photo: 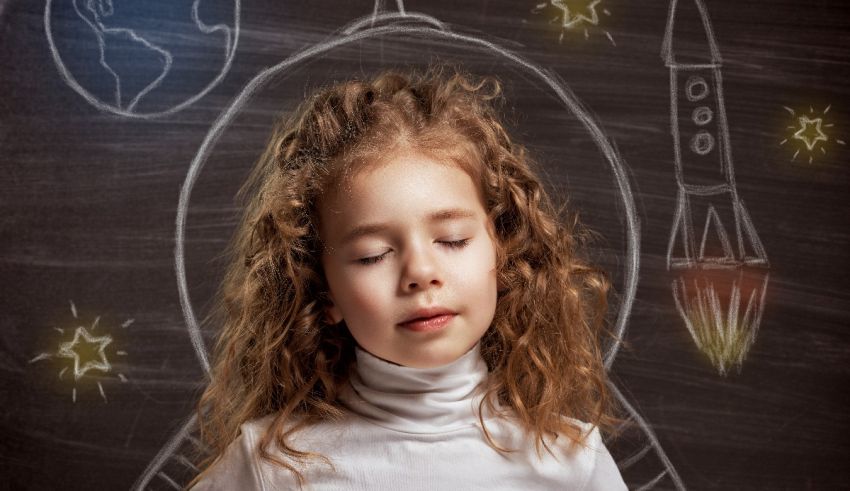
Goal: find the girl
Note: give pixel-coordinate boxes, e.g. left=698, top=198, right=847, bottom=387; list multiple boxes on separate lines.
left=191, top=66, right=627, bottom=490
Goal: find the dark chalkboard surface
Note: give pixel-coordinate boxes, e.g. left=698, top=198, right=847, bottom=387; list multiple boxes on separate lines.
left=2, top=0, right=848, bottom=489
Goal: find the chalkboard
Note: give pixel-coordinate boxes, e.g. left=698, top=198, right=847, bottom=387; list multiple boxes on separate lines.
left=2, top=0, right=848, bottom=489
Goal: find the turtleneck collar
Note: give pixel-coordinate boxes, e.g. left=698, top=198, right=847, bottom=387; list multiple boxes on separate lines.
left=338, top=342, right=491, bottom=434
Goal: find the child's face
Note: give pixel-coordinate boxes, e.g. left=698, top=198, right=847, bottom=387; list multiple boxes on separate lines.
left=319, top=151, right=499, bottom=369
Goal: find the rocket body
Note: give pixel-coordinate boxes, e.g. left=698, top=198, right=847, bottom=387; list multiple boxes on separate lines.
left=663, top=0, right=767, bottom=269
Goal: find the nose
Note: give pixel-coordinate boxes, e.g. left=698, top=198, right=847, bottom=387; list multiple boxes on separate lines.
left=400, top=243, right=442, bottom=293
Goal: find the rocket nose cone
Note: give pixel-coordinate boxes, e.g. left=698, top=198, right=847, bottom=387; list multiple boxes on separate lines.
left=662, top=0, right=722, bottom=66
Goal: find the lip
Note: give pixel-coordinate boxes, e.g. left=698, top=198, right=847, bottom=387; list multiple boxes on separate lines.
left=398, top=307, right=457, bottom=332
left=399, top=307, right=457, bottom=325
left=398, top=313, right=456, bottom=333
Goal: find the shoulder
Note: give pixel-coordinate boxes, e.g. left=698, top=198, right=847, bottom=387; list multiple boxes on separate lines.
left=556, top=418, right=627, bottom=491
left=241, top=414, right=277, bottom=439
left=190, top=416, right=275, bottom=491
left=483, top=412, right=626, bottom=489
left=192, top=414, right=352, bottom=491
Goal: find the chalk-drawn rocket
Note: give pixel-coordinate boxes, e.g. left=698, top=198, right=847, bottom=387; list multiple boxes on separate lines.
left=663, top=0, right=770, bottom=376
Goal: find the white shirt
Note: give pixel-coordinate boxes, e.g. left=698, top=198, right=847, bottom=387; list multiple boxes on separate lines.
left=192, top=342, right=626, bottom=490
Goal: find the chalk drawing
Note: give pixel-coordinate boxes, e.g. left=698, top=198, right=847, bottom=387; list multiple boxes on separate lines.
left=136, top=1, right=691, bottom=489
left=663, top=0, right=770, bottom=376
left=532, top=0, right=615, bottom=46
left=134, top=414, right=206, bottom=490
left=780, top=105, right=846, bottom=164
left=606, top=382, right=686, bottom=490
left=44, top=0, right=240, bottom=118
left=29, top=300, right=131, bottom=403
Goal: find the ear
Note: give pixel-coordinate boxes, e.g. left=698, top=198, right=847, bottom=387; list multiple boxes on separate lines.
left=324, top=292, right=344, bottom=325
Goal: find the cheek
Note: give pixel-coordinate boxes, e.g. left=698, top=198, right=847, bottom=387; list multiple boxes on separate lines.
left=332, top=270, right=390, bottom=319
left=471, top=239, right=498, bottom=277
left=464, top=242, right=499, bottom=326
left=454, top=240, right=499, bottom=293
left=481, top=243, right=500, bottom=307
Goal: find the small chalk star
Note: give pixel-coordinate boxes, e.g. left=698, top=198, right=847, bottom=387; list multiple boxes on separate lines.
left=57, top=326, right=113, bottom=381
left=792, top=116, right=828, bottom=151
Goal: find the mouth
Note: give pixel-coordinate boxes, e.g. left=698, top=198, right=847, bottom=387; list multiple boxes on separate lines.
left=398, top=307, right=457, bottom=326
left=398, top=313, right=456, bottom=333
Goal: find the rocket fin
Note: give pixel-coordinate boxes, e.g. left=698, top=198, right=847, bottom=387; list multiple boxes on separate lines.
left=667, top=195, right=693, bottom=269
left=700, top=204, right=735, bottom=264
left=736, top=199, right=769, bottom=266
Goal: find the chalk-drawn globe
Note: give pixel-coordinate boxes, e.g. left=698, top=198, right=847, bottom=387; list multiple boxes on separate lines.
left=45, top=0, right=240, bottom=118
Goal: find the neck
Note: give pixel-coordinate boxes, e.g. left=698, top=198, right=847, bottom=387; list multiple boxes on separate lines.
left=338, top=341, right=492, bottom=433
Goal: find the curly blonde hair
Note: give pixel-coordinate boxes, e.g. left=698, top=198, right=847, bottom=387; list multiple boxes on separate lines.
left=193, top=65, right=622, bottom=488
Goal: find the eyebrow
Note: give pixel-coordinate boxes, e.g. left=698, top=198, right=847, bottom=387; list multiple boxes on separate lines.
left=339, top=208, right=477, bottom=246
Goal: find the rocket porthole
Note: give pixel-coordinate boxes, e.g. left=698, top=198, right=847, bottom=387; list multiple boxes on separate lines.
left=685, top=76, right=709, bottom=102
left=692, top=106, right=713, bottom=126
left=690, top=131, right=715, bottom=155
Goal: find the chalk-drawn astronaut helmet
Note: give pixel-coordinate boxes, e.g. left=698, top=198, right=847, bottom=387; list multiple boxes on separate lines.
left=176, top=9, right=639, bottom=375
left=134, top=7, right=644, bottom=490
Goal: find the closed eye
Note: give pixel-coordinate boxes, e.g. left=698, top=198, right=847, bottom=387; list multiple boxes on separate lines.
left=357, top=252, right=388, bottom=265
left=439, top=238, right=470, bottom=249
left=356, top=239, right=470, bottom=266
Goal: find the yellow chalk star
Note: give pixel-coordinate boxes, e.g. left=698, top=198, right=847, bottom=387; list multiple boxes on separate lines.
left=553, top=0, right=601, bottom=29
left=534, top=0, right=615, bottom=45
left=792, top=116, right=828, bottom=151
left=57, top=326, right=112, bottom=381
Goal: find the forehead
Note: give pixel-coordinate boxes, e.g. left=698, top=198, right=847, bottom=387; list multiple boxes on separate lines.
left=319, top=153, right=486, bottom=241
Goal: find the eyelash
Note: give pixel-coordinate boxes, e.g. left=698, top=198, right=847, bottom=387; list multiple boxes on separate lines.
left=357, top=239, right=471, bottom=266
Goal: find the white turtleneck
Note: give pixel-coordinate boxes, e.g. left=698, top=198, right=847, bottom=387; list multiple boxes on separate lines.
left=192, top=342, right=626, bottom=490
